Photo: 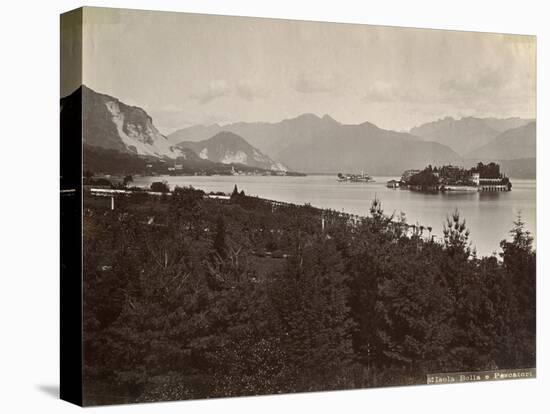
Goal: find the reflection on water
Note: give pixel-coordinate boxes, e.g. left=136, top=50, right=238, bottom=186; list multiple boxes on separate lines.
left=132, top=175, right=536, bottom=257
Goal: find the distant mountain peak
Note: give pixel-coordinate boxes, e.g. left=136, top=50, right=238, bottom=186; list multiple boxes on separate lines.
left=321, top=114, right=340, bottom=124
left=278, top=113, right=323, bottom=125
left=294, top=112, right=321, bottom=120
left=357, top=120, right=379, bottom=129
left=208, top=131, right=251, bottom=146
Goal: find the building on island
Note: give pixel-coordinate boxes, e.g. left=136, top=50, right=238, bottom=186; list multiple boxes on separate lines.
left=386, top=179, right=400, bottom=189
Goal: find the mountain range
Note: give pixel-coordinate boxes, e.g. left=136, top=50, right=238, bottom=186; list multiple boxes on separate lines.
left=410, top=116, right=534, bottom=156
left=275, top=121, right=461, bottom=174
left=61, top=86, right=283, bottom=173
left=168, top=113, right=342, bottom=160
left=169, top=115, right=465, bottom=174
left=62, top=85, right=536, bottom=177
left=169, top=114, right=535, bottom=176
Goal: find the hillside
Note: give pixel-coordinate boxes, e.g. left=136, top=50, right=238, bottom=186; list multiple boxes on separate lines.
left=277, top=121, right=462, bottom=174
left=465, top=121, right=536, bottom=160
left=62, top=85, right=184, bottom=158
left=497, top=158, right=536, bottom=179
left=177, top=131, right=287, bottom=171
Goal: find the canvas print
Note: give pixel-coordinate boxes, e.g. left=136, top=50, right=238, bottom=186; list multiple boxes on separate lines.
left=60, top=7, right=536, bottom=406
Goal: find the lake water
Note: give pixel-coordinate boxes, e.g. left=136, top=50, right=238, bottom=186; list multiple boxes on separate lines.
left=132, top=175, right=536, bottom=257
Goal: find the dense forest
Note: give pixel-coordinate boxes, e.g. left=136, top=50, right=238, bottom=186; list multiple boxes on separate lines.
left=82, top=186, right=535, bottom=405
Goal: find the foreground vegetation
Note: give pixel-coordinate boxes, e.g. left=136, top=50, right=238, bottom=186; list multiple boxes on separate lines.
left=82, top=186, right=535, bottom=404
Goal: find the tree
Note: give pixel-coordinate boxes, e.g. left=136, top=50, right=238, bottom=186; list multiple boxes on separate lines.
left=123, top=175, right=133, bottom=187
left=267, top=236, right=354, bottom=392
left=150, top=181, right=170, bottom=193
left=408, top=170, right=439, bottom=189
left=443, top=210, right=471, bottom=259
left=475, top=162, right=501, bottom=178
left=348, top=199, right=395, bottom=381
left=441, top=211, right=494, bottom=371
left=376, top=240, right=455, bottom=377
left=498, top=214, right=536, bottom=368
left=367, top=197, right=394, bottom=234
left=504, top=214, right=533, bottom=252
left=232, top=185, right=239, bottom=197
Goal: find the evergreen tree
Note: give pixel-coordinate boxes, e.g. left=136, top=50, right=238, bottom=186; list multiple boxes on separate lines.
left=498, top=214, right=536, bottom=367
left=441, top=211, right=493, bottom=370
left=348, top=199, right=394, bottom=381
left=231, top=184, right=239, bottom=197
left=376, top=241, right=455, bottom=377
left=267, top=236, right=354, bottom=391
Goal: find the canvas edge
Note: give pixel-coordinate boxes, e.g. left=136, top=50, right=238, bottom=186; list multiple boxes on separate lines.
left=60, top=7, right=84, bottom=407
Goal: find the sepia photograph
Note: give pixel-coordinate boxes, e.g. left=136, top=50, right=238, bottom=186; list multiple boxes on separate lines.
left=60, top=6, right=536, bottom=406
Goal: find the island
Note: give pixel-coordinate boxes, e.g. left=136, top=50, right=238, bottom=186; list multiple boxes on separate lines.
left=389, top=162, right=512, bottom=192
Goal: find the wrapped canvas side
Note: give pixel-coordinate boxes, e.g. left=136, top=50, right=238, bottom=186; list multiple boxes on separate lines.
left=60, top=7, right=83, bottom=407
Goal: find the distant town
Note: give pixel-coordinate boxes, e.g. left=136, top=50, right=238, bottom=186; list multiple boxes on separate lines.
left=150, top=161, right=306, bottom=177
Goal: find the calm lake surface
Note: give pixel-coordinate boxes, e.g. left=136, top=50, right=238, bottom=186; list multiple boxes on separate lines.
left=132, top=175, right=536, bottom=257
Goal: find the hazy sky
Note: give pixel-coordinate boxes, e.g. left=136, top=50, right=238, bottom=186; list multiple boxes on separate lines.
left=73, top=7, right=536, bottom=134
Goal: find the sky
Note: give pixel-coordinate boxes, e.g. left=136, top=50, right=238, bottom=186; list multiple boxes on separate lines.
left=69, top=7, right=536, bottom=134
